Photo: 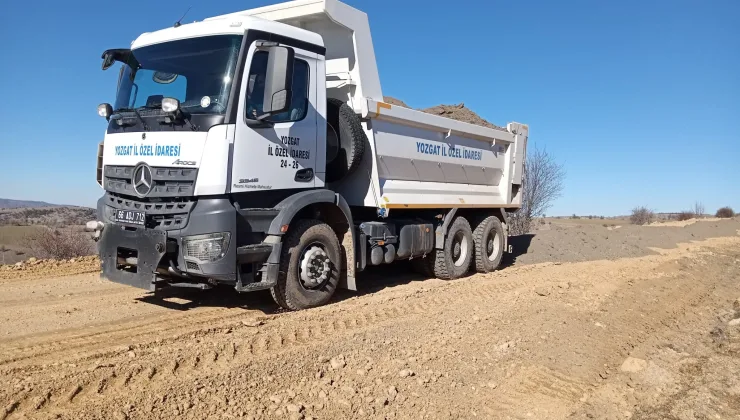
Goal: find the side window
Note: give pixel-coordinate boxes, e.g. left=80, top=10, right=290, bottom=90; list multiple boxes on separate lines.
left=245, top=50, right=310, bottom=122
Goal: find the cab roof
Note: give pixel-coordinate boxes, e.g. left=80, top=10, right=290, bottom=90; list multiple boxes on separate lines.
left=131, top=14, right=324, bottom=50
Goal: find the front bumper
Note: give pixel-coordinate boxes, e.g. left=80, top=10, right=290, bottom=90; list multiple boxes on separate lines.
left=99, top=224, right=167, bottom=290
left=97, top=196, right=240, bottom=285
left=96, top=195, right=285, bottom=292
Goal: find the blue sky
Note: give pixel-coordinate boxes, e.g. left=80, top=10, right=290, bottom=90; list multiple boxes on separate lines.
left=0, top=0, right=737, bottom=216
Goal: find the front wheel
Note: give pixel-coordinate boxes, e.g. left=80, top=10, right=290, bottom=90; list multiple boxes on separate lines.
left=271, top=219, right=342, bottom=310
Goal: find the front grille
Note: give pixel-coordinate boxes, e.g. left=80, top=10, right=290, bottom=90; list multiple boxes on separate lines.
left=186, top=261, right=200, bottom=271
left=104, top=165, right=198, bottom=198
left=104, top=193, right=195, bottom=231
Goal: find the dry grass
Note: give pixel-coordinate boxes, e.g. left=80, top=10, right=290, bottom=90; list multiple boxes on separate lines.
left=0, top=225, right=46, bottom=247
left=675, top=211, right=696, bottom=221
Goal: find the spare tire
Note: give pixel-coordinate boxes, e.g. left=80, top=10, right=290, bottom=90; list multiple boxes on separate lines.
left=326, top=98, right=367, bottom=182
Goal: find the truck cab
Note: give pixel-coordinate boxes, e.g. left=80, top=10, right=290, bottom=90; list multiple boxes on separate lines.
left=93, top=0, right=527, bottom=310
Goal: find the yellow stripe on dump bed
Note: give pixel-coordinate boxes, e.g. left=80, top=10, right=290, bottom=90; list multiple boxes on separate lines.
left=384, top=203, right=517, bottom=209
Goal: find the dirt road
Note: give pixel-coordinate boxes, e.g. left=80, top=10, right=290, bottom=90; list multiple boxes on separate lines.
left=1, top=221, right=740, bottom=420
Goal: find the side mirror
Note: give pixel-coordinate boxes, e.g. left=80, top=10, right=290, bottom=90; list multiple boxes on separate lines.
left=102, top=52, right=116, bottom=71
left=259, top=45, right=294, bottom=119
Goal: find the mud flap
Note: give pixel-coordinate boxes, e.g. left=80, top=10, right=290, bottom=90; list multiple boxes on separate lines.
left=99, top=225, right=167, bottom=291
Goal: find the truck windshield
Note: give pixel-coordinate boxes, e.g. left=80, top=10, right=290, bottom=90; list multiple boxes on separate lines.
left=114, top=35, right=242, bottom=115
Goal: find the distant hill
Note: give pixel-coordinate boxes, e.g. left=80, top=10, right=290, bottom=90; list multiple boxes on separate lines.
left=0, top=198, right=56, bottom=209
left=0, top=205, right=96, bottom=226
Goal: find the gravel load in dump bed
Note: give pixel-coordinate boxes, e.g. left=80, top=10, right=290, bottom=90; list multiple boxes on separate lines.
left=382, top=96, right=409, bottom=108
left=383, top=96, right=504, bottom=130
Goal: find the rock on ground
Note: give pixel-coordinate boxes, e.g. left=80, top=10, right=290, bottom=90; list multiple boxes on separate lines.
left=620, top=357, right=648, bottom=373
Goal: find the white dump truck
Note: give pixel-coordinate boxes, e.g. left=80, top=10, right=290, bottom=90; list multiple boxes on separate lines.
left=91, top=0, right=528, bottom=310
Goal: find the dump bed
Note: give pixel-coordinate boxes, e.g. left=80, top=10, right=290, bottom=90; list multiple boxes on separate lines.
left=340, top=99, right=528, bottom=210
left=211, top=0, right=527, bottom=210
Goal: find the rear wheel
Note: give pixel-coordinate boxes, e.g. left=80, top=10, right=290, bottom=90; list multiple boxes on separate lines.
left=271, top=219, right=342, bottom=310
left=473, top=216, right=505, bottom=273
left=429, top=216, right=474, bottom=280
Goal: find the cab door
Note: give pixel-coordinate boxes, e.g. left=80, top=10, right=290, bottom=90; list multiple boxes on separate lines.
left=230, top=41, right=319, bottom=192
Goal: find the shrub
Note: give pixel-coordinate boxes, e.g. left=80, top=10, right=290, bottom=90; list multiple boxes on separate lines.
left=24, top=228, right=94, bottom=259
left=630, top=206, right=654, bottom=225
left=716, top=207, right=735, bottom=218
left=676, top=211, right=695, bottom=221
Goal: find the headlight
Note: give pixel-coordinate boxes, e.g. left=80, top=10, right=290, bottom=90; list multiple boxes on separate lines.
left=182, top=232, right=231, bottom=263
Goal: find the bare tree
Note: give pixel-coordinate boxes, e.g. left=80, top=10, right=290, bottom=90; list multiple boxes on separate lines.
left=693, top=202, right=705, bottom=218
left=509, top=146, right=566, bottom=235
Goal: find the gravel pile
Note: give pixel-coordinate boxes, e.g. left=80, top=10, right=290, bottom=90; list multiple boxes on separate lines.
left=0, top=255, right=99, bottom=280
left=382, top=96, right=504, bottom=130
left=509, top=218, right=740, bottom=266
left=382, top=96, right=409, bottom=108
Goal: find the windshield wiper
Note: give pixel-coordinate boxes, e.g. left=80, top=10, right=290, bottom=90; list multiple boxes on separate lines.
left=114, top=107, right=150, bottom=131
left=153, top=106, right=198, bottom=131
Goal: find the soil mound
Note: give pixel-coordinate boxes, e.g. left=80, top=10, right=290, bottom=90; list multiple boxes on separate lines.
left=383, top=96, right=504, bottom=130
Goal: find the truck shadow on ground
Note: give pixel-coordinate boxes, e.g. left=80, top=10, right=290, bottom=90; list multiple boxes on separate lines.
left=136, top=287, right=278, bottom=312
left=500, top=233, right=535, bottom=268
left=335, top=233, right=537, bottom=300
left=136, top=233, right=536, bottom=312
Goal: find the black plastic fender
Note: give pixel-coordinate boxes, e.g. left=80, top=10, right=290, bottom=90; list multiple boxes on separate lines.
left=267, top=189, right=358, bottom=271
left=434, top=209, right=457, bottom=250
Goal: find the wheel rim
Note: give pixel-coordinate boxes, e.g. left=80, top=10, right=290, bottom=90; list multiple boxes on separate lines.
left=298, top=242, right=331, bottom=290
left=452, top=231, right=469, bottom=267
left=486, top=229, right=500, bottom=262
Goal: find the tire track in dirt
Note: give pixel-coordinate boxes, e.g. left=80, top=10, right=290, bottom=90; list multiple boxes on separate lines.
left=1, top=277, right=536, bottom=418
left=0, top=307, right=255, bottom=370
left=2, top=236, right=739, bottom=419
left=483, top=258, right=720, bottom=418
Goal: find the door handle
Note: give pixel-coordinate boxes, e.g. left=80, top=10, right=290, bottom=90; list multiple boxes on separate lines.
left=295, top=168, right=314, bottom=183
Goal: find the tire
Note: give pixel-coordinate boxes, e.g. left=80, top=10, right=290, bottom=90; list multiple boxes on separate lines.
left=430, top=216, right=474, bottom=280
left=326, top=98, right=367, bottom=182
left=270, top=219, right=342, bottom=310
left=473, top=216, right=505, bottom=273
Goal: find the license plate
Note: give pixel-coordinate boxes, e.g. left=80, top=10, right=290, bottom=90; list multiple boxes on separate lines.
left=114, top=209, right=146, bottom=226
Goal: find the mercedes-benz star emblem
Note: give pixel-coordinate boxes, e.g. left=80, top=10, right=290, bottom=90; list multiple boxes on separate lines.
left=132, top=164, right=153, bottom=197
